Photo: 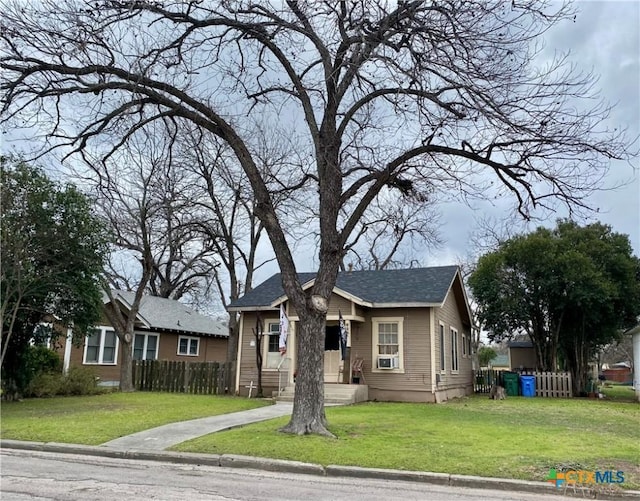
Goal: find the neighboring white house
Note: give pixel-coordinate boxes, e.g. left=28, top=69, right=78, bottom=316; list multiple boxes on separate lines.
left=627, top=323, right=640, bottom=402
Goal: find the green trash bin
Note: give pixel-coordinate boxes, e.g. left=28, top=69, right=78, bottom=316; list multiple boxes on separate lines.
left=502, top=372, right=519, bottom=396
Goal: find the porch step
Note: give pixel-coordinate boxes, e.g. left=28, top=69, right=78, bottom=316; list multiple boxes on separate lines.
left=273, top=384, right=368, bottom=404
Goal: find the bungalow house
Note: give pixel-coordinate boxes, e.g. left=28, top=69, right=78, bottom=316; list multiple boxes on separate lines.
left=229, top=265, right=474, bottom=403
left=58, top=291, right=229, bottom=386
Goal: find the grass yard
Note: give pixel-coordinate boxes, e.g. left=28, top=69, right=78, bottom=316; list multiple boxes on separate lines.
left=600, top=383, right=637, bottom=402
left=0, top=392, right=270, bottom=445
left=173, top=395, right=640, bottom=489
left=1, top=391, right=637, bottom=490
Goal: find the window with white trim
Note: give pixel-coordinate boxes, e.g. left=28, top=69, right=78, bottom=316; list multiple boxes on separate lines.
left=372, top=317, right=403, bottom=372
left=84, top=327, right=118, bottom=365
left=264, top=322, right=281, bottom=369
left=439, top=322, right=446, bottom=373
left=133, top=333, right=159, bottom=360
left=178, top=336, right=199, bottom=356
left=32, top=323, right=54, bottom=349
left=451, top=327, right=459, bottom=372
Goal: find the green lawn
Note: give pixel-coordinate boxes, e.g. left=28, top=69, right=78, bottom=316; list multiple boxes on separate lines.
left=172, top=395, right=640, bottom=489
left=600, top=383, right=636, bottom=402
left=0, top=392, right=270, bottom=445
left=2, top=391, right=638, bottom=489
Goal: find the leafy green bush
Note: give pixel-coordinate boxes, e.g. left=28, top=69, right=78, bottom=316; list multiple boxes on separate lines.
left=25, top=345, right=62, bottom=374
left=3, top=345, right=63, bottom=396
left=26, top=372, right=64, bottom=398
left=24, top=367, right=102, bottom=398
left=61, top=367, right=101, bottom=395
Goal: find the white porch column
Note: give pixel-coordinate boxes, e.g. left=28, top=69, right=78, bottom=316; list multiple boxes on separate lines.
left=289, top=320, right=296, bottom=384
left=63, top=328, right=73, bottom=374
left=234, top=313, right=244, bottom=395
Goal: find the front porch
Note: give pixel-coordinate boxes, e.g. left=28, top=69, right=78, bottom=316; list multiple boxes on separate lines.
left=274, top=383, right=368, bottom=404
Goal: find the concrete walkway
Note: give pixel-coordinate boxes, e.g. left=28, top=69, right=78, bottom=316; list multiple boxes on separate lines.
left=101, top=402, right=294, bottom=451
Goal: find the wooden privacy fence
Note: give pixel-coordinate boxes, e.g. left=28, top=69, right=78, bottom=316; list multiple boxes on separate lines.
left=132, top=360, right=233, bottom=395
left=522, top=371, right=572, bottom=398
left=474, top=369, right=573, bottom=397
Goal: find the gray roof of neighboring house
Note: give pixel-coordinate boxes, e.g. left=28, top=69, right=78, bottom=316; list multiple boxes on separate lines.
left=105, top=291, right=228, bottom=337
left=491, top=354, right=510, bottom=367
left=508, top=341, right=533, bottom=349
left=229, top=265, right=460, bottom=310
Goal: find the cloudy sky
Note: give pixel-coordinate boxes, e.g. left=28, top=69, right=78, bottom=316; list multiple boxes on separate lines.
left=2, top=1, right=638, bottom=288
left=424, top=0, right=640, bottom=269
left=252, top=0, right=640, bottom=283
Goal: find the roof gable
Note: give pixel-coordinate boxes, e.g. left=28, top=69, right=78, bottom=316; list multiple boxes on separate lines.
left=229, top=266, right=461, bottom=310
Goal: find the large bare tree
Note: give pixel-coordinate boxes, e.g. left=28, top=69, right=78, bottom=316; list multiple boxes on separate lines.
left=178, top=128, right=277, bottom=369
left=342, top=190, right=441, bottom=270
left=1, top=1, right=632, bottom=435
left=79, top=124, right=220, bottom=391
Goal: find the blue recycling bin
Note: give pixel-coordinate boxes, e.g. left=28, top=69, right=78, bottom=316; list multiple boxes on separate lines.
left=520, top=375, right=536, bottom=397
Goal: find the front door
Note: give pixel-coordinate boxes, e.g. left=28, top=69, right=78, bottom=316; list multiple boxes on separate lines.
left=324, top=325, right=341, bottom=382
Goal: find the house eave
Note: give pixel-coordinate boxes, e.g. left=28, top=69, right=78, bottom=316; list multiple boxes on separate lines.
left=269, top=282, right=371, bottom=309
left=134, top=325, right=228, bottom=338
left=449, top=268, right=474, bottom=327
left=227, top=305, right=278, bottom=312
left=370, top=302, right=442, bottom=309
left=231, top=302, right=442, bottom=311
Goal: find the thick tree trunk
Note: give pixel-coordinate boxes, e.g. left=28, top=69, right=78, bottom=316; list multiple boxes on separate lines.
left=119, top=335, right=134, bottom=392
left=567, top=322, right=590, bottom=396
left=280, top=307, right=332, bottom=436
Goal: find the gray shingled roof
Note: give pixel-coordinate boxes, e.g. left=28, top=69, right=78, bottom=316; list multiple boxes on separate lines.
left=229, top=265, right=459, bottom=310
left=106, top=291, right=228, bottom=337
left=508, top=341, right=533, bottom=349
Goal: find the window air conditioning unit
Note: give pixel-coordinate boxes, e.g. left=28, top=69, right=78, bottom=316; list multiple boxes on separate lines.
left=377, top=355, right=398, bottom=369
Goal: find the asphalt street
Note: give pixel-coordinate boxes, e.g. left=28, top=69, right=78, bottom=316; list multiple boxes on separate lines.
left=1, top=448, right=592, bottom=501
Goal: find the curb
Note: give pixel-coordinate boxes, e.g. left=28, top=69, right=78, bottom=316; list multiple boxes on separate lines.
left=2, top=440, right=639, bottom=501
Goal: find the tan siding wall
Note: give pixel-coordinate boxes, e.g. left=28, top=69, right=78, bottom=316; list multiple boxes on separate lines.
left=435, top=286, right=473, bottom=393
left=350, top=307, right=432, bottom=395
left=156, top=333, right=227, bottom=362
left=238, top=312, right=282, bottom=396
left=201, top=337, right=228, bottom=362
left=284, top=301, right=297, bottom=317
left=510, top=347, right=536, bottom=370
left=369, top=388, right=436, bottom=403
left=327, top=294, right=352, bottom=317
